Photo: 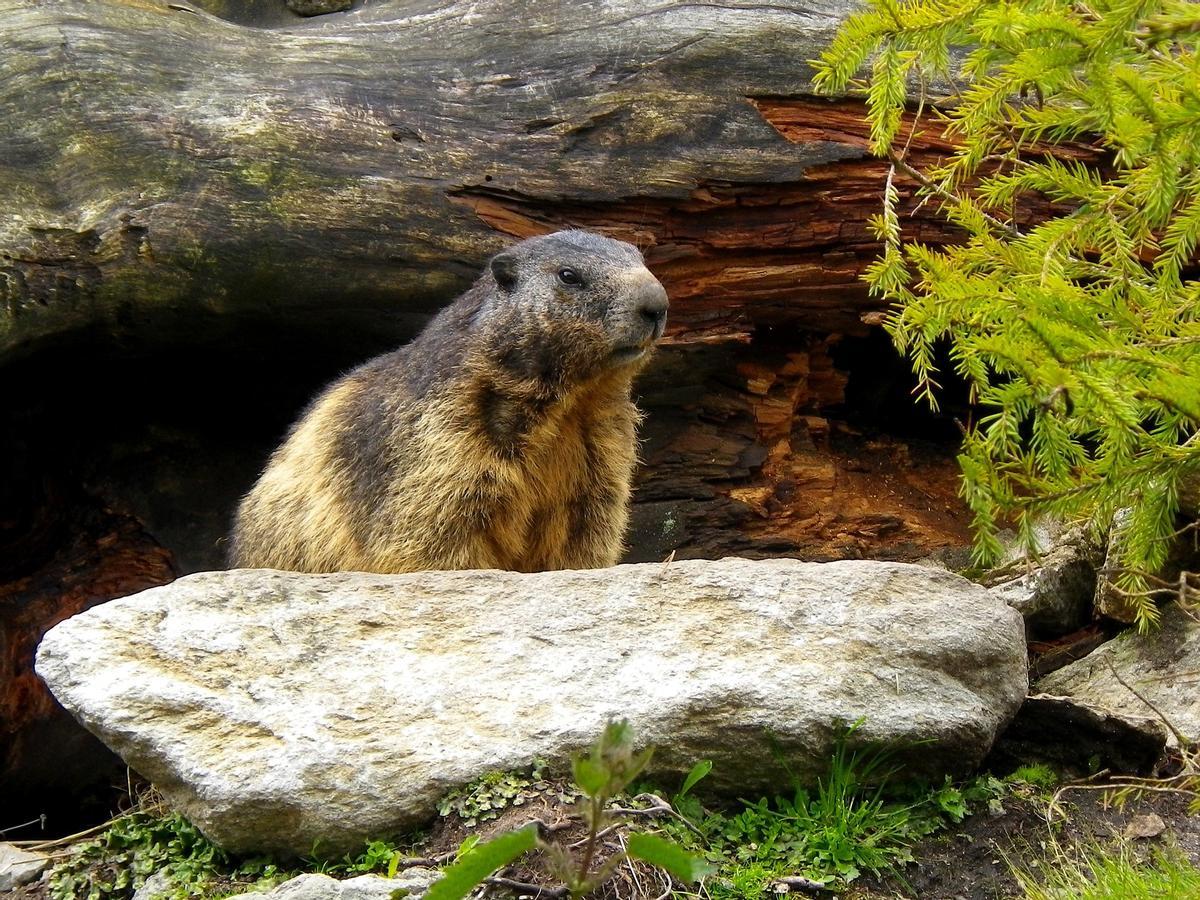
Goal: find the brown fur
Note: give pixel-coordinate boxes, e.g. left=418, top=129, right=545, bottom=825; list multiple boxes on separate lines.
left=229, top=231, right=667, bottom=574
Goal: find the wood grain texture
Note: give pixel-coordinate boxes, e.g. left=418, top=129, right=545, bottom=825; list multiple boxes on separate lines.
left=0, top=0, right=1091, bottom=353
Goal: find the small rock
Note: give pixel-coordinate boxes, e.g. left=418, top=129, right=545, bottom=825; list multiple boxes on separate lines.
left=0, top=843, right=50, bottom=891
left=235, top=869, right=440, bottom=899
left=985, top=525, right=1100, bottom=639
left=1038, top=604, right=1200, bottom=747
left=132, top=869, right=173, bottom=900
left=287, top=0, right=353, bottom=16
left=1125, top=813, right=1167, bottom=840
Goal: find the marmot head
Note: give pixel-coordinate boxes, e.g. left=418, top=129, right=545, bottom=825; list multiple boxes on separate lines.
left=485, top=231, right=669, bottom=384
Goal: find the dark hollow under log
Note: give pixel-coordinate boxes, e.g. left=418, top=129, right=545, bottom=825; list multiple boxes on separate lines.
left=1, top=483, right=177, bottom=835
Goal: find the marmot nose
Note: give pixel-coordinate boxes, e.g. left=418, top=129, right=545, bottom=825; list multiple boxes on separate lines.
left=636, top=284, right=669, bottom=338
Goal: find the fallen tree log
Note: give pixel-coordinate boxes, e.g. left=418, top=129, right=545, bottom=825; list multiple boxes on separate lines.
left=4, top=0, right=957, bottom=355
left=2, top=0, right=979, bottom=559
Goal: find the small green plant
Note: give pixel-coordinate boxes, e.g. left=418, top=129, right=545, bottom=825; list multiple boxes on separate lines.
left=47, top=812, right=277, bottom=900
left=424, top=721, right=712, bottom=900
left=666, top=737, right=1008, bottom=895
left=704, top=861, right=781, bottom=900
left=1013, top=841, right=1200, bottom=899
left=668, top=758, right=715, bottom=825
left=1005, top=763, right=1061, bottom=792
left=666, top=733, right=919, bottom=891
left=303, top=836, right=422, bottom=879
left=436, top=760, right=562, bottom=827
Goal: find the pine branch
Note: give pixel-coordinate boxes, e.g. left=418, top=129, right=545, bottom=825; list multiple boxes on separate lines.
left=885, top=149, right=1023, bottom=238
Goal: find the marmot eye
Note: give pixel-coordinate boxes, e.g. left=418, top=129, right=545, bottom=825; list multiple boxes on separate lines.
left=557, top=267, right=582, bottom=286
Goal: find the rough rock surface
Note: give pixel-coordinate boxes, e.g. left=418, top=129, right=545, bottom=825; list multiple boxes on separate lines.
left=0, top=843, right=49, bottom=891
left=233, top=871, right=439, bottom=899
left=131, top=869, right=172, bottom=900
left=37, top=560, right=1027, bottom=856
left=1038, top=604, right=1200, bottom=746
left=984, top=525, right=1100, bottom=639
left=134, top=869, right=437, bottom=900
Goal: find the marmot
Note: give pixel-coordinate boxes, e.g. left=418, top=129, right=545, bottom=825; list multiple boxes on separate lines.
left=228, top=230, right=668, bottom=574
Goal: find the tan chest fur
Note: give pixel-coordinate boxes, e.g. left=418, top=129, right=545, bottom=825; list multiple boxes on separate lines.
left=496, top=395, right=637, bottom=572
left=301, top=374, right=640, bottom=575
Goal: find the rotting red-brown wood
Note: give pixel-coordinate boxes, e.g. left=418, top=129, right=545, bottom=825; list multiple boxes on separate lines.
left=626, top=333, right=972, bottom=565
left=1, top=494, right=176, bottom=831
left=449, top=97, right=985, bottom=564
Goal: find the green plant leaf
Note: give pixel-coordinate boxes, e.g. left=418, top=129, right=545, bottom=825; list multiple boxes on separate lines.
left=809, top=0, right=1200, bottom=631
left=626, top=832, right=716, bottom=884
left=679, top=760, right=713, bottom=799
left=572, top=755, right=608, bottom=796
left=424, top=825, right=538, bottom=900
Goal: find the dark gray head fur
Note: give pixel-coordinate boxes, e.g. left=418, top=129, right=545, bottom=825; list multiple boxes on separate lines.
left=486, top=230, right=668, bottom=370
left=387, top=231, right=668, bottom=400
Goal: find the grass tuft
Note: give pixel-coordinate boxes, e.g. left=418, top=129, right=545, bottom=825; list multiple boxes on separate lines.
left=1014, top=842, right=1200, bottom=900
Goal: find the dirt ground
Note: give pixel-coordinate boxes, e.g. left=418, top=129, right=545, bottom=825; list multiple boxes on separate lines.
left=417, top=776, right=1200, bottom=900
left=852, top=788, right=1200, bottom=899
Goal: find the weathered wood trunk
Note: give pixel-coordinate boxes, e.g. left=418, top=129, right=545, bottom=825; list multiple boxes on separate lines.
left=3, top=0, right=852, bottom=353
left=1, top=0, right=982, bottom=827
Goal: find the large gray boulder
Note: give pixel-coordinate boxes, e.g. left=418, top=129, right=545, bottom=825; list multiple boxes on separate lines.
left=1038, top=604, right=1200, bottom=746
left=37, top=559, right=1027, bottom=856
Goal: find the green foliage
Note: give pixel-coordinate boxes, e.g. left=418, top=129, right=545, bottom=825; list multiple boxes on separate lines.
left=305, top=837, right=419, bottom=879
left=665, top=737, right=1004, bottom=894
left=47, top=812, right=285, bottom=900
left=813, top=0, right=1200, bottom=629
left=423, top=826, right=539, bottom=900
left=626, top=832, right=714, bottom=884
left=424, top=720, right=709, bottom=900
left=679, top=760, right=714, bottom=800
left=47, top=811, right=422, bottom=900
left=1014, top=841, right=1200, bottom=899
left=704, top=861, right=780, bottom=900
left=571, top=721, right=654, bottom=802
left=671, top=759, right=716, bottom=825
left=436, top=760, right=562, bottom=827
left=1005, top=763, right=1062, bottom=791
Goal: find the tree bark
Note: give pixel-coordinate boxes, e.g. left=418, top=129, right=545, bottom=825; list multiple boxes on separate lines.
left=3, top=0, right=941, bottom=356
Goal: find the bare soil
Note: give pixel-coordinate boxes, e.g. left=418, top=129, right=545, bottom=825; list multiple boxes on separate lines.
left=851, top=788, right=1200, bottom=899
left=416, top=776, right=1200, bottom=900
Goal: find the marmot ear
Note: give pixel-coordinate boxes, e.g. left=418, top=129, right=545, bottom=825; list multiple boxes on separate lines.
left=490, top=253, right=518, bottom=291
